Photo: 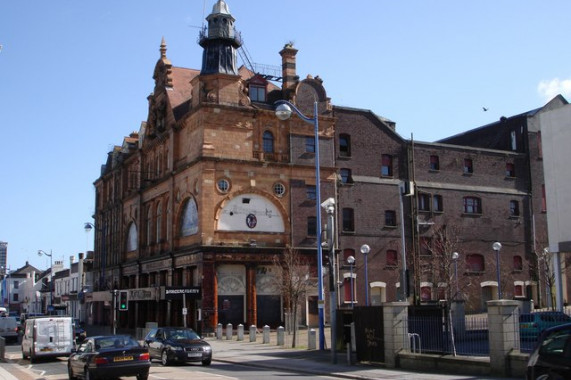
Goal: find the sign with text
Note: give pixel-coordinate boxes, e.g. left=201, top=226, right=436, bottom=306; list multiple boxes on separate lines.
left=163, top=286, right=202, bottom=300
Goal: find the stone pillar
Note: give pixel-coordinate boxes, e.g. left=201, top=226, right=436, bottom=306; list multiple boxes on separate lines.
left=383, top=301, right=409, bottom=368
left=488, top=300, right=521, bottom=377
left=226, top=323, right=232, bottom=340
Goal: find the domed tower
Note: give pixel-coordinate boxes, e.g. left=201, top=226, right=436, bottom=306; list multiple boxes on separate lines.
left=199, top=0, right=242, bottom=75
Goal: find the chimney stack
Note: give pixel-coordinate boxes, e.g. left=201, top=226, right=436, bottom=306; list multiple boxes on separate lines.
left=280, top=43, right=299, bottom=101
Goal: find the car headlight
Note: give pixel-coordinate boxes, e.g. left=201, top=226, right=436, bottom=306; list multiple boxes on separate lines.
left=202, top=345, right=211, bottom=352
left=169, top=345, right=183, bottom=351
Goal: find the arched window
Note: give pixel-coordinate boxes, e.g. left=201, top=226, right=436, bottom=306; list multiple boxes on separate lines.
left=263, top=131, right=274, bottom=153
left=180, top=197, right=199, bottom=237
left=146, top=207, right=153, bottom=246
left=156, top=202, right=162, bottom=243
left=126, top=223, right=138, bottom=252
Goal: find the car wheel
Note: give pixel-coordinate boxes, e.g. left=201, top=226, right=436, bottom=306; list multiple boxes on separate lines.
left=161, top=350, right=171, bottom=366
left=137, top=371, right=149, bottom=380
left=68, top=364, right=78, bottom=380
left=202, top=358, right=211, bottom=366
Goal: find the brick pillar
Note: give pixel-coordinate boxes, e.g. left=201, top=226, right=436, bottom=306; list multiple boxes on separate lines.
left=383, top=301, right=409, bottom=368
left=246, top=266, right=257, bottom=326
left=487, top=300, right=521, bottom=377
left=201, top=261, right=217, bottom=330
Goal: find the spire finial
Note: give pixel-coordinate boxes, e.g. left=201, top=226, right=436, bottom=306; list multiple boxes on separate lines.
left=160, top=37, right=167, bottom=58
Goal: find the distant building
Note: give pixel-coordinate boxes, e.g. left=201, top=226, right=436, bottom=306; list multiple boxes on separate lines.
left=0, top=242, right=7, bottom=276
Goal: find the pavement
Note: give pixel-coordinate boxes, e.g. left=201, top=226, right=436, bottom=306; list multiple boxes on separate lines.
left=0, top=328, right=515, bottom=380
left=206, top=328, right=514, bottom=380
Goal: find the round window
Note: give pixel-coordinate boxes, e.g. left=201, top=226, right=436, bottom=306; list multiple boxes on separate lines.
left=273, top=182, right=285, bottom=197
left=217, top=178, right=230, bottom=193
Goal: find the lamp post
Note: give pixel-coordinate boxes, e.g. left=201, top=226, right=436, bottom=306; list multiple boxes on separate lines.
left=492, top=242, right=502, bottom=299
left=85, top=222, right=105, bottom=290
left=37, top=249, right=54, bottom=312
left=347, top=256, right=355, bottom=308
left=275, top=100, right=326, bottom=350
left=360, top=244, right=370, bottom=306
left=451, top=252, right=459, bottom=300
left=321, top=197, right=337, bottom=363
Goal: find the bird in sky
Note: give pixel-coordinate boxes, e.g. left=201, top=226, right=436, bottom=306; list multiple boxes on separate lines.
left=482, top=107, right=489, bottom=111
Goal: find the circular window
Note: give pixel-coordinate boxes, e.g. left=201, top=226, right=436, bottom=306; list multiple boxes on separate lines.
left=273, top=182, right=285, bottom=197
left=217, top=178, right=230, bottom=193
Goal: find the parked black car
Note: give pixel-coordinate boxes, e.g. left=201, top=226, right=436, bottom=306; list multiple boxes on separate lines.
left=67, top=335, right=150, bottom=380
left=143, top=327, right=212, bottom=366
left=526, top=322, right=571, bottom=380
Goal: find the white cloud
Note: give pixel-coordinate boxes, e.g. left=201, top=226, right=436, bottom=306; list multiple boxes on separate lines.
left=537, top=78, right=571, bottom=102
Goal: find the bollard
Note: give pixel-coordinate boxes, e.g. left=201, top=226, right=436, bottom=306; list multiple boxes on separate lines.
left=263, top=325, right=270, bottom=344
left=226, top=323, right=233, bottom=340
left=346, top=342, right=352, bottom=365
left=249, top=325, right=257, bottom=342
left=308, top=328, right=316, bottom=350
left=237, top=324, right=244, bottom=341
left=277, top=326, right=284, bottom=346
left=216, top=323, right=223, bottom=340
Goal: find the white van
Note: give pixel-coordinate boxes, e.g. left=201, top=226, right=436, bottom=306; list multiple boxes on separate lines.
left=21, top=316, right=74, bottom=362
left=0, top=316, right=19, bottom=343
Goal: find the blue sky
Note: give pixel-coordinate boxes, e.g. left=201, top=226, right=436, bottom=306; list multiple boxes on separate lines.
left=1, top=1, right=570, bottom=272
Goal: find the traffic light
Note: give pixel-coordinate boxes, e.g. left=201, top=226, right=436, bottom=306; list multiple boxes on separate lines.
left=119, top=290, right=128, bottom=311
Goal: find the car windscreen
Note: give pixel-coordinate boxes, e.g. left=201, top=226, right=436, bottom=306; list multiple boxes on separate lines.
left=166, top=329, right=200, bottom=340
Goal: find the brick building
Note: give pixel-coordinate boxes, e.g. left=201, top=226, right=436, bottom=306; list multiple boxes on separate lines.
left=88, top=0, right=567, bottom=332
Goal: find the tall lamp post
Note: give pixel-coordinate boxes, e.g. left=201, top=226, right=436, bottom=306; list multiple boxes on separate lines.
left=492, top=242, right=502, bottom=299
left=360, top=245, right=370, bottom=306
left=85, top=222, right=105, bottom=290
left=347, top=256, right=356, bottom=308
left=275, top=100, right=326, bottom=350
left=451, top=252, right=459, bottom=300
left=37, top=249, right=54, bottom=312
left=321, top=197, right=337, bottom=363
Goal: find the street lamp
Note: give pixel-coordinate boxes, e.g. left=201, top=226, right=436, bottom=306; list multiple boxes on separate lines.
left=360, top=244, right=370, bottom=306
left=451, top=252, right=459, bottom=300
left=275, top=100, right=326, bottom=350
left=492, top=242, right=502, bottom=299
left=321, top=197, right=338, bottom=364
left=37, top=249, right=54, bottom=312
left=85, top=222, right=106, bottom=290
left=347, top=255, right=356, bottom=308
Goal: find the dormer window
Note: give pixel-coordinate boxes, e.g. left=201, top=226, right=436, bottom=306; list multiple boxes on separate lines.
left=249, top=85, right=266, bottom=102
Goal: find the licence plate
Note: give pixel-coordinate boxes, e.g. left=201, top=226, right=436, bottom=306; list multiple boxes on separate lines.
left=187, top=352, right=202, bottom=358
left=40, top=347, right=53, bottom=352
left=114, top=356, right=133, bottom=362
